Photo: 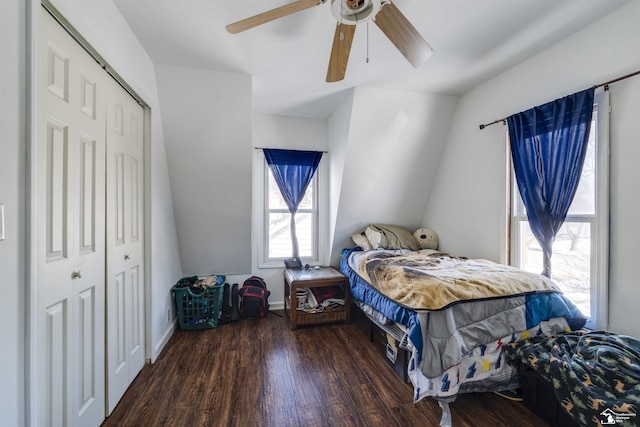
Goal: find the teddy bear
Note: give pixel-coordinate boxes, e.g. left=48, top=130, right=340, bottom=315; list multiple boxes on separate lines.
left=413, top=228, right=438, bottom=250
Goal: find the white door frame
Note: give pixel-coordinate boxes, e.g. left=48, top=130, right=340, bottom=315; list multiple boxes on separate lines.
left=26, top=1, right=153, bottom=425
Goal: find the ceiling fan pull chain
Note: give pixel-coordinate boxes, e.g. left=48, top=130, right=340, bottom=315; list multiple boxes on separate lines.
left=339, top=0, right=344, bottom=40
left=366, top=21, right=370, bottom=63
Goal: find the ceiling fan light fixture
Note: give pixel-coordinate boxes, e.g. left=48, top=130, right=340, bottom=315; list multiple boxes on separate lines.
left=225, top=0, right=433, bottom=83
left=330, top=0, right=381, bottom=25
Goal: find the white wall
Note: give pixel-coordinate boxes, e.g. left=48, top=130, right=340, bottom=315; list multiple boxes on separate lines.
left=0, top=1, right=26, bottom=425
left=330, top=87, right=458, bottom=265
left=249, top=93, right=457, bottom=305
left=607, top=76, right=640, bottom=337
left=251, top=114, right=329, bottom=307
left=327, top=90, right=355, bottom=257
left=426, top=1, right=640, bottom=337
left=36, top=0, right=183, bottom=360
left=155, top=65, right=252, bottom=276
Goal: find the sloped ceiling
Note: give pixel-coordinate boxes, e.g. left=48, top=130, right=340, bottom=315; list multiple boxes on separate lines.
left=328, top=87, right=458, bottom=264
left=113, top=0, right=630, bottom=118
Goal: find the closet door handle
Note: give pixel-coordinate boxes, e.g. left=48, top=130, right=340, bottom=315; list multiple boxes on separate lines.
left=71, top=270, right=82, bottom=279
left=124, top=254, right=130, bottom=260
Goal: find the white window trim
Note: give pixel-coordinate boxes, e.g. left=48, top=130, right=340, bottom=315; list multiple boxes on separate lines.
left=508, top=90, right=609, bottom=330
left=593, top=89, right=610, bottom=331
left=254, top=150, right=328, bottom=269
left=263, top=158, right=319, bottom=263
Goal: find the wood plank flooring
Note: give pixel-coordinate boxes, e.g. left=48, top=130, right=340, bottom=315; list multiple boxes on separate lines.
left=102, top=307, right=549, bottom=427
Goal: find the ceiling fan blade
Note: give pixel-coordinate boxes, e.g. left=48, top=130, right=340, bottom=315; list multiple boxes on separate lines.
left=326, top=23, right=356, bottom=82
left=226, top=0, right=324, bottom=34
left=374, top=2, right=433, bottom=68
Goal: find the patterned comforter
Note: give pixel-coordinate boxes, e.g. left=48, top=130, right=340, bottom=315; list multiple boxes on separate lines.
left=504, top=330, right=640, bottom=427
left=341, top=248, right=587, bottom=403
left=356, top=250, right=560, bottom=310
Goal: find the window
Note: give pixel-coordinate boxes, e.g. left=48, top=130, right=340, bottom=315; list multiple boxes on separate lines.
left=262, top=158, right=319, bottom=264
left=510, top=92, right=609, bottom=330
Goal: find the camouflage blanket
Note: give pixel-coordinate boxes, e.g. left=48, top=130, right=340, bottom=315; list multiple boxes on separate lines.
left=356, top=251, right=560, bottom=310
left=504, top=330, right=640, bottom=427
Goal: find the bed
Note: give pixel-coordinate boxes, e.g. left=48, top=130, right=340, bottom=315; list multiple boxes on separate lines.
left=340, top=226, right=587, bottom=426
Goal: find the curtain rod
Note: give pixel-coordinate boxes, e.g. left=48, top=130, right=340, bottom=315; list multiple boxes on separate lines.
left=254, top=147, right=328, bottom=153
left=478, top=69, right=640, bottom=130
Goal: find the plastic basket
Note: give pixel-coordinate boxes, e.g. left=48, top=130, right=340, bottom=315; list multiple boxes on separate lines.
left=172, top=278, right=224, bottom=330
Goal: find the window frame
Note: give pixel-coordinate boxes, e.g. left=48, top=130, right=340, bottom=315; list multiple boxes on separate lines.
left=509, top=90, right=609, bottom=330
left=256, top=152, right=327, bottom=269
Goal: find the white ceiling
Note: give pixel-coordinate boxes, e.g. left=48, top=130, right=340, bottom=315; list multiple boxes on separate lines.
left=113, top=0, right=631, bottom=119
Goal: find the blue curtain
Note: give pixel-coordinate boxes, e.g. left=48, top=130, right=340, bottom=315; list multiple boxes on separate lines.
left=264, top=149, right=323, bottom=259
left=507, top=88, right=594, bottom=277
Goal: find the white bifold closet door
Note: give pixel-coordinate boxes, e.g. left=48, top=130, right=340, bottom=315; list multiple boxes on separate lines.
left=36, top=7, right=107, bottom=427
left=36, top=6, right=146, bottom=426
left=105, top=73, right=146, bottom=415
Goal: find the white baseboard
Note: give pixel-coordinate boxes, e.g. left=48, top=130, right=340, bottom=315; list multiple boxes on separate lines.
left=270, top=301, right=284, bottom=311
left=152, top=320, right=176, bottom=363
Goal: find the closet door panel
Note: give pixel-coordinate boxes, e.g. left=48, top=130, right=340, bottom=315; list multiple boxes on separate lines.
left=106, top=76, right=145, bottom=415
left=45, top=301, right=67, bottom=427
left=45, top=117, right=69, bottom=263
left=78, top=287, right=96, bottom=413
left=130, top=265, right=142, bottom=352
left=79, top=137, right=96, bottom=252
left=71, top=20, right=106, bottom=426
left=37, top=8, right=106, bottom=427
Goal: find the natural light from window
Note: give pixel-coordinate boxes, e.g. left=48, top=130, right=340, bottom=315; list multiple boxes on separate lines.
left=513, top=112, right=597, bottom=319
left=266, top=167, right=316, bottom=260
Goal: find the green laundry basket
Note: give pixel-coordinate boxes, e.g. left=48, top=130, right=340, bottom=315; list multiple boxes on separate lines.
left=172, top=276, right=224, bottom=330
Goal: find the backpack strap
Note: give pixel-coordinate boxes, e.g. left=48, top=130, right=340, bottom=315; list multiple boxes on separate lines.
left=243, top=276, right=267, bottom=290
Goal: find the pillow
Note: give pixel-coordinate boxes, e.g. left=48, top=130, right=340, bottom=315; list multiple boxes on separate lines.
left=413, top=228, right=438, bottom=250
left=365, top=224, right=419, bottom=251
left=351, top=232, right=373, bottom=251
left=364, top=227, right=383, bottom=250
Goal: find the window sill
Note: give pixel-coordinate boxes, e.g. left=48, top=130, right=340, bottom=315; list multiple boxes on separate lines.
left=259, top=258, right=319, bottom=270
left=258, top=261, right=286, bottom=269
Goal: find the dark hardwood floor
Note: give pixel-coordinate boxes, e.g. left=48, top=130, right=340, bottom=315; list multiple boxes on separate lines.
left=102, top=306, right=549, bottom=427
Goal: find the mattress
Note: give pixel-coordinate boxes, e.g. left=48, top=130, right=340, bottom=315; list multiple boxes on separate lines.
left=340, top=247, right=587, bottom=403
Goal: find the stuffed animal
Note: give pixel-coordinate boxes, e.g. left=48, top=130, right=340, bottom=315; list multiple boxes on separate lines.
left=413, top=228, right=438, bottom=250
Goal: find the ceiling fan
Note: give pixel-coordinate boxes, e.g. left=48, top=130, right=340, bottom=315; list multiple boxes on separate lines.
left=226, top=0, right=434, bottom=82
